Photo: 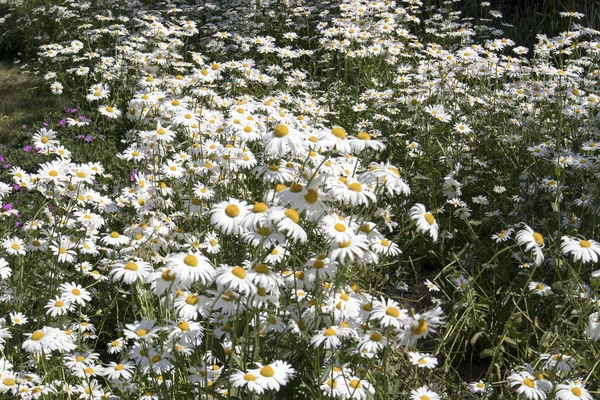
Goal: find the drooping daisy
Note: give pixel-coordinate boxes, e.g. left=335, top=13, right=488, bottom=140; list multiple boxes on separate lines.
left=561, top=236, right=600, bottom=264
left=507, top=370, right=548, bottom=400
left=410, top=204, right=439, bottom=242
left=515, top=224, right=545, bottom=266
left=230, top=370, right=266, bottom=395
left=555, top=380, right=593, bottom=400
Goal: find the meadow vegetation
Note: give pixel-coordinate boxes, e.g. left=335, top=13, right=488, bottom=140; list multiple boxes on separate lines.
left=0, top=0, right=599, bottom=399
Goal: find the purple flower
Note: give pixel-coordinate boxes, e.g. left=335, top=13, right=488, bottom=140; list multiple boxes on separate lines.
left=84, top=135, right=94, bottom=143
left=23, top=145, right=32, bottom=152
left=2, top=203, right=12, bottom=211
left=21, top=124, right=27, bottom=129
left=13, top=184, right=20, bottom=191
left=43, top=122, right=49, bottom=127
left=59, top=119, right=66, bottom=126
left=0, top=155, right=4, bottom=162
left=3, top=164, right=11, bottom=169
left=130, top=169, right=138, bottom=182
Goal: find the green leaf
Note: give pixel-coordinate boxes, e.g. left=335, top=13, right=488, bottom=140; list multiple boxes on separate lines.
left=480, top=348, right=496, bottom=358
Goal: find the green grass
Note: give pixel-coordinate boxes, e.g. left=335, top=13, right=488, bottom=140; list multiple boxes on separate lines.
left=0, top=63, right=63, bottom=151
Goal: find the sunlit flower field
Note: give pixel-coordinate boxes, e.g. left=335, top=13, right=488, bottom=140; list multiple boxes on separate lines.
left=0, top=0, right=599, bottom=398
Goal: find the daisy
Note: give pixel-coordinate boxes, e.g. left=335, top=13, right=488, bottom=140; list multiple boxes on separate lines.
left=166, top=252, right=215, bottom=285
left=45, top=297, right=74, bottom=317
left=269, top=207, right=307, bottom=243
left=215, top=264, right=256, bottom=295
left=59, top=282, right=91, bottom=306
left=584, top=312, right=600, bottom=340
left=123, top=319, right=157, bottom=343
left=410, top=204, right=439, bottom=242
left=341, top=376, right=374, bottom=400
left=110, top=259, right=152, bottom=284
left=507, top=371, right=548, bottom=400
left=528, top=281, right=552, bottom=295
left=515, top=225, right=545, bottom=266
left=409, top=352, right=438, bottom=369
left=247, top=361, right=295, bottom=392
left=370, top=298, right=407, bottom=329
left=98, top=105, right=121, bottom=119
left=328, top=235, right=371, bottom=264
left=410, top=386, right=440, bottom=400
left=9, top=312, right=27, bottom=326
left=263, top=123, right=303, bottom=155
left=100, top=231, right=131, bottom=247
left=555, top=380, right=593, bottom=400
left=107, top=338, right=125, bottom=354
left=174, top=292, right=209, bottom=319
left=356, top=331, right=388, bottom=355
left=468, top=381, right=490, bottom=394
left=310, top=326, right=352, bottom=349
left=210, top=199, right=251, bottom=235
left=0, top=258, right=11, bottom=279
left=561, top=236, right=600, bottom=263
left=22, top=327, right=62, bottom=354
left=104, top=361, right=135, bottom=380
left=230, top=370, right=266, bottom=395
left=2, top=237, right=26, bottom=256
left=329, top=177, right=376, bottom=206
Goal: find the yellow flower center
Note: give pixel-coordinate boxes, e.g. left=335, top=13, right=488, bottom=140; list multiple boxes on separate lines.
left=412, top=319, right=429, bottom=335
left=124, top=262, right=138, bottom=271
left=274, top=124, right=290, bottom=138
left=72, top=288, right=81, bottom=296
left=420, top=396, right=430, bottom=400
left=225, top=204, right=240, bottom=217
left=386, top=307, right=400, bottom=318
left=339, top=240, right=352, bottom=248
left=370, top=332, right=383, bottom=341
left=253, top=202, right=268, bottom=213
left=55, top=300, right=65, bottom=307
left=136, top=329, right=148, bottom=337
left=110, top=232, right=120, bottom=239
left=31, top=331, right=44, bottom=341
left=244, top=373, right=257, bottom=381
left=324, top=327, right=336, bottom=336
left=232, top=266, right=246, bottom=279
left=48, top=170, right=59, bottom=177
left=40, top=136, right=49, bottom=144
left=186, top=295, right=198, bottom=305
left=533, top=232, right=544, bottom=247
left=105, top=106, right=114, bottom=113
left=305, top=189, right=319, bottom=204
left=571, top=387, right=582, bottom=396
left=523, top=378, right=535, bottom=388
left=183, top=255, right=198, bottom=267
left=254, top=264, right=270, bottom=274
left=285, top=208, right=300, bottom=223
left=334, top=223, right=346, bottom=232
left=331, top=127, right=347, bottom=139
left=290, top=182, right=303, bottom=193
left=424, top=213, right=435, bottom=225
left=161, top=269, right=176, bottom=281
left=348, top=182, right=363, bottom=192
left=580, top=240, right=591, bottom=248
left=313, top=260, right=325, bottom=269
left=3, top=378, right=15, bottom=386
left=260, top=366, right=275, bottom=377
left=357, top=131, right=371, bottom=140
left=114, top=364, right=124, bottom=371
left=178, top=321, right=190, bottom=331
